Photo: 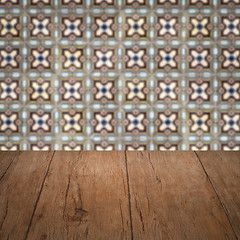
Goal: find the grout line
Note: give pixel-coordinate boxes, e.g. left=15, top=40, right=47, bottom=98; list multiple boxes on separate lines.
left=124, top=151, right=134, bottom=240
left=194, top=151, right=238, bottom=240
left=24, top=151, right=56, bottom=240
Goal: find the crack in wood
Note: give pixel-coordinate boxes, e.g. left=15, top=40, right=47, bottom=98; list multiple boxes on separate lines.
left=0, top=199, right=8, bottom=232
left=0, top=153, right=18, bottom=182
left=76, top=182, right=83, bottom=210
left=147, top=196, right=150, bottom=216
left=121, top=170, right=127, bottom=198
left=139, top=209, right=144, bottom=232
left=146, top=152, right=155, bottom=172
left=134, top=195, right=145, bottom=232
left=63, top=153, right=88, bottom=225
left=63, top=175, right=71, bottom=221
left=194, top=151, right=238, bottom=240
left=119, top=199, right=125, bottom=234
left=147, top=153, right=162, bottom=189
left=124, top=151, right=134, bottom=240
left=24, top=151, right=56, bottom=240
left=84, top=226, right=89, bottom=238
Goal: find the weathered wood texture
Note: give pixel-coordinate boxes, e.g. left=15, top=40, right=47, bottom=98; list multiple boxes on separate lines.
left=196, top=151, right=240, bottom=239
left=126, top=151, right=236, bottom=240
left=0, top=151, right=54, bottom=240
left=0, top=151, right=239, bottom=240
left=26, top=151, right=131, bottom=240
left=0, top=151, right=18, bottom=180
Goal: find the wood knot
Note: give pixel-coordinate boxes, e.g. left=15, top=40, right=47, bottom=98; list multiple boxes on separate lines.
left=66, top=208, right=88, bottom=222
left=40, top=234, right=47, bottom=240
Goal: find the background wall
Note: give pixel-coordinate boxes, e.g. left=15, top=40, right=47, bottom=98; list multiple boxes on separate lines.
left=0, top=0, right=239, bottom=150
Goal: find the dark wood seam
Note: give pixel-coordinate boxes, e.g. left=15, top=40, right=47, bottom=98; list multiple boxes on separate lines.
left=24, top=151, right=56, bottom=240
left=125, top=151, right=134, bottom=240
left=194, top=151, right=238, bottom=240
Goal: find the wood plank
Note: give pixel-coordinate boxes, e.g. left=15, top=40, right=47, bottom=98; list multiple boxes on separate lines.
left=196, top=151, right=240, bottom=238
left=0, top=151, right=54, bottom=240
left=26, top=151, right=131, bottom=240
left=0, top=151, right=18, bottom=181
left=126, top=151, right=236, bottom=240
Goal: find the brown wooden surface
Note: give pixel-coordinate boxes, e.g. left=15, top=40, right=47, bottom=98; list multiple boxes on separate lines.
left=126, top=151, right=236, bottom=240
left=196, top=151, right=240, bottom=239
left=26, top=151, right=131, bottom=240
left=0, top=151, right=18, bottom=180
left=0, top=151, right=239, bottom=240
left=0, top=151, right=54, bottom=240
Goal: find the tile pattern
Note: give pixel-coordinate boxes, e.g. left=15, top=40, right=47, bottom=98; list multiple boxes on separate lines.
left=0, top=0, right=240, bottom=150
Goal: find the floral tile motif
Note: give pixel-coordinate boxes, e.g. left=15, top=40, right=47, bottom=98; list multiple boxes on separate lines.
left=0, top=0, right=240, bottom=150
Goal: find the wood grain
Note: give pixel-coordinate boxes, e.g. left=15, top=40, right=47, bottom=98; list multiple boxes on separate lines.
left=196, top=151, right=240, bottom=239
left=26, top=151, right=131, bottom=240
left=0, top=151, right=18, bottom=181
left=126, top=151, right=236, bottom=240
left=0, top=151, right=54, bottom=240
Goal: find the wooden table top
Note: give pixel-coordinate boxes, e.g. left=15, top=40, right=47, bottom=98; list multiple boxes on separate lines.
left=0, top=151, right=239, bottom=240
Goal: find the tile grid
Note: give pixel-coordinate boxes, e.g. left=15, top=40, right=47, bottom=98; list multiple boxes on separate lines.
left=0, top=0, right=239, bottom=150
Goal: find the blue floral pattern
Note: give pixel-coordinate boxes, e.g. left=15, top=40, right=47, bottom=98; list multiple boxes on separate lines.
left=0, top=0, right=239, bottom=150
